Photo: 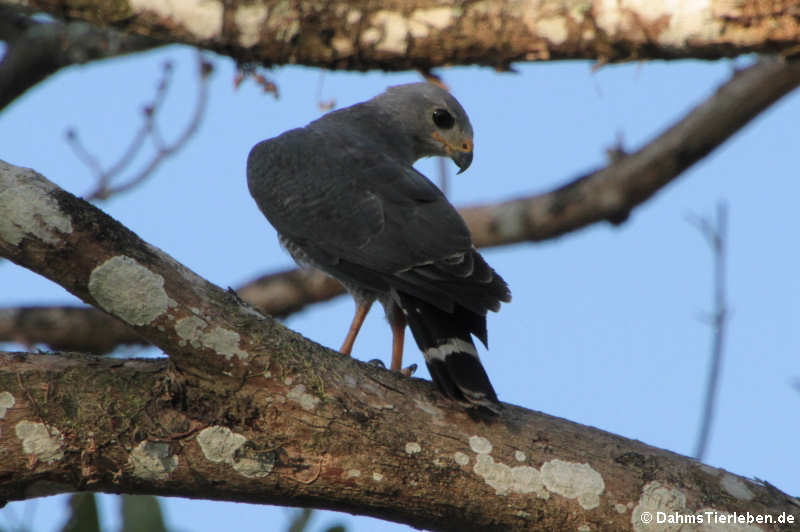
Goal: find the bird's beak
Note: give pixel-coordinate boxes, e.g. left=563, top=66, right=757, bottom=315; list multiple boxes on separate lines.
left=433, top=132, right=474, bottom=174
left=452, top=150, right=473, bottom=174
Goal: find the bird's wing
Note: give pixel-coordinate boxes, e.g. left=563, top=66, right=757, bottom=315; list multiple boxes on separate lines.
left=249, top=127, right=470, bottom=271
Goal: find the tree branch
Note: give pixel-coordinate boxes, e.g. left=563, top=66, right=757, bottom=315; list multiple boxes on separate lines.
left=4, top=0, right=800, bottom=69
left=0, top=5, right=160, bottom=111
left=1, top=156, right=799, bottom=531
left=4, top=57, right=800, bottom=355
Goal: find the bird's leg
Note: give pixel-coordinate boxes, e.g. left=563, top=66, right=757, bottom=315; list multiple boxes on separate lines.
left=339, top=301, right=372, bottom=356
left=389, top=312, right=409, bottom=374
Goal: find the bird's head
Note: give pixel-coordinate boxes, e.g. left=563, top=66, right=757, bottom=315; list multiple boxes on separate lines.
left=373, top=83, right=474, bottom=173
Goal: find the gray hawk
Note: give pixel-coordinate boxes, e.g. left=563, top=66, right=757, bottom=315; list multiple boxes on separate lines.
left=247, top=82, right=510, bottom=409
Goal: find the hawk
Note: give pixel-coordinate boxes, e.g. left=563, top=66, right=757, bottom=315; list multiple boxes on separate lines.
left=247, top=83, right=510, bottom=409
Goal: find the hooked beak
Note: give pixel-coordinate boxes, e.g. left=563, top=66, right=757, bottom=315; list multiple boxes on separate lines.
left=451, top=150, right=473, bottom=174
left=432, top=131, right=474, bottom=174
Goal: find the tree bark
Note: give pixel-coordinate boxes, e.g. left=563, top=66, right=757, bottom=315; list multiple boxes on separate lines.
left=1, top=162, right=799, bottom=531
left=4, top=0, right=800, bottom=69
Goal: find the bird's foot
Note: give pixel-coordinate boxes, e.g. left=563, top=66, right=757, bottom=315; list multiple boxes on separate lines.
left=367, top=359, right=417, bottom=377
left=400, top=363, right=417, bottom=377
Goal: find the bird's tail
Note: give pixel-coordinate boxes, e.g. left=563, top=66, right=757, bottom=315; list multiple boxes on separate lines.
left=396, top=293, right=499, bottom=411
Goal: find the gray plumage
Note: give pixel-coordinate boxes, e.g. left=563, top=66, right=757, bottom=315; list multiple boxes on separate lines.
left=247, top=82, right=510, bottom=409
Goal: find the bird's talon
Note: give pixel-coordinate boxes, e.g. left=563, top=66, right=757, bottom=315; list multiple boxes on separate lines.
left=367, top=358, right=386, bottom=368
left=401, top=364, right=417, bottom=377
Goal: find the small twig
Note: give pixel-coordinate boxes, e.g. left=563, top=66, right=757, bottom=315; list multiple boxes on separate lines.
left=69, top=52, right=213, bottom=201
left=687, top=202, right=729, bottom=461
left=234, top=62, right=279, bottom=98
left=315, top=71, right=335, bottom=111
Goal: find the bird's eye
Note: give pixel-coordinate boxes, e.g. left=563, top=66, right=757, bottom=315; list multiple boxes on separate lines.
left=432, top=108, right=455, bottom=129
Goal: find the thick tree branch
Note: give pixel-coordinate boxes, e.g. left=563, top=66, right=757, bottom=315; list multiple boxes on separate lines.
left=0, top=5, right=160, bottom=111
left=4, top=0, right=800, bottom=69
left=4, top=57, right=800, bottom=355
left=1, top=158, right=800, bottom=531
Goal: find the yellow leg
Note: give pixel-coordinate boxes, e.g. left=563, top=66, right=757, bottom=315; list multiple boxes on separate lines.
left=339, top=302, right=371, bottom=356
left=390, top=313, right=406, bottom=372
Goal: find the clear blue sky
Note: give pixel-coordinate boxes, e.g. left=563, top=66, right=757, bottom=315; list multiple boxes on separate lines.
left=1, top=44, right=798, bottom=531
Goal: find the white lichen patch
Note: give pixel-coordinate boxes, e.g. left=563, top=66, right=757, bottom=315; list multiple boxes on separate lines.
left=468, top=435, right=493, bottom=455
left=0, top=173, right=73, bottom=245
left=129, top=441, right=178, bottom=480
left=595, top=0, right=720, bottom=48
left=615, top=502, right=628, bottom=514
left=534, top=17, right=568, bottom=44
left=372, top=472, right=384, bottom=482
left=577, top=525, right=591, bottom=532
left=196, top=425, right=274, bottom=478
left=129, top=0, right=223, bottom=40
left=405, top=442, right=421, bottom=455
left=262, top=1, right=300, bottom=42
left=632, top=481, right=687, bottom=532
left=720, top=474, right=754, bottom=501
left=89, top=256, right=168, bottom=326
left=473, top=454, right=549, bottom=498
left=361, top=27, right=381, bottom=46
left=346, top=469, right=361, bottom=478
left=633, top=481, right=763, bottom=532
left=0, top=391, right=15, bottom=418
left=197, top=426, right=246, bottom=463
left=365, top=8, right=455, bottom=54
left=410, top=7, right=457, bottom=30
left=331, top=36, right=355, bottom=56
left=234, top=4, right=268, bottom=47
left=541, top=459, right=605, bottom=510
left=15, top=420, right=63, bottom=463
left=367, top=11, right=417, bottom=54
left=454, top=452, right=469, bottom=466
left=175, top=316, right=249, bottom=360
left=287, top=384, right=320, bottom=411
left=231, top=454, right=273, bottom=479
left=515, top=450, right=526, bottom=462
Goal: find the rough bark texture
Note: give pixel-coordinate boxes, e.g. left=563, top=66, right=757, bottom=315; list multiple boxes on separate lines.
left=4, top=0, right=800, bottom=69
left=5, top=58, right=800, bottom=356
left=1, top=163, right=798, bottom=531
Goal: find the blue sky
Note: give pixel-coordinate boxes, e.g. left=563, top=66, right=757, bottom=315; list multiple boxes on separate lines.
left=1, top=45, right=798, bottom=531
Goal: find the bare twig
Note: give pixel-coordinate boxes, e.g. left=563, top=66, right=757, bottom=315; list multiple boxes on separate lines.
left=687, top=203, right=729, bottom=461
left=66, top=52, right=213, bottom=201
left=315, top=72, right=335, bottom=111
left=234, top=63, right=279, bottom=97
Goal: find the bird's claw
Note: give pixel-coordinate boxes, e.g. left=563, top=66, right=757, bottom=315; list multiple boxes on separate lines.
left=401, top=363, right=417, bottom=377
left=366, top=359, right=417, bottom=377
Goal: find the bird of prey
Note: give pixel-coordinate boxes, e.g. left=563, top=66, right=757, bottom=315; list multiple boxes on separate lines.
left=247, top=82, right=510, bottom=409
